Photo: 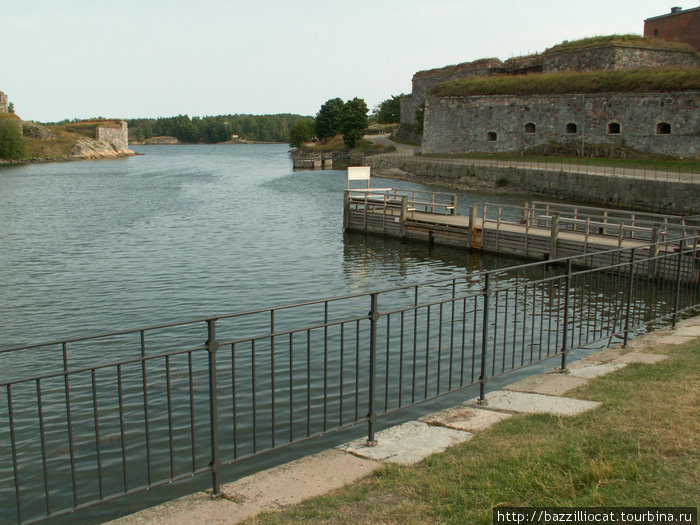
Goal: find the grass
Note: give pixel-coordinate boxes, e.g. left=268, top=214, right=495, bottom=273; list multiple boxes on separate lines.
left=0, top=118, right=124, bottom=162
left=546, top=34, right=696, bottom=54
left=244, top=337, right=699, bottom=524
left=431, top=68, right=700, bottom=97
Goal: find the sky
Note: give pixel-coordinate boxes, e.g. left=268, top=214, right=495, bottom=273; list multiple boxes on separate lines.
left=1, top=0, right=696, bottom=122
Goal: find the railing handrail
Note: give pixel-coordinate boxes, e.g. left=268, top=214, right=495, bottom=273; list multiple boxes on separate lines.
left=3, top=233, right=699, bottom=524
left=3, top=234, right=697, bottom=361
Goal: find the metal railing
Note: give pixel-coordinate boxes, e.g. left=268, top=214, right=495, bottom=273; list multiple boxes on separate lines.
left=345, top=188, right=458, bottom=216
left=481, top=202, right=700, bottom=246
left=1, top=236, right=699, bottom=524
left=365, top=152, right=699, bottom=184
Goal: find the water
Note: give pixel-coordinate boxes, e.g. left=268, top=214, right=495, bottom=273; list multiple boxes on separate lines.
left=1, top=144, right=549, bottom=523
left=1, top=144, right=531, bottom=351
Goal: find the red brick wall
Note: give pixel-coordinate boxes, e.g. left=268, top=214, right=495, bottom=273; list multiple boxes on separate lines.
left=644, top=9, right=700, bottom=51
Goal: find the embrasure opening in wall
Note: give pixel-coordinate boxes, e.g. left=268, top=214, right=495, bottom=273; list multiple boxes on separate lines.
left=656, top=122, right=671, bottom=134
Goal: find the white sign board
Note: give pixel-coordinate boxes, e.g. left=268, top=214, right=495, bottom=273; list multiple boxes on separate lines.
left=347, top=166, right=371, bottom=181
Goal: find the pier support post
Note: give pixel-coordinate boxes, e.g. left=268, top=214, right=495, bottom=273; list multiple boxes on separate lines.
left=400, top=196, right=408, bottom=238
left=550, top=213, right=560, bottom=260
left=648, top=226, right=660, bottom=279
left=468, top=205, right=477, bottom=249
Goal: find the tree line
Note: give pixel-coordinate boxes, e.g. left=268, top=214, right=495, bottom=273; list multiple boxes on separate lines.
left=126, top=114, right=314, bottom=144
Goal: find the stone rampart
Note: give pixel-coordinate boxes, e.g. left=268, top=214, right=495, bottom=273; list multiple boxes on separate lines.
left=0, top=91, right=8, bottom=113
left=400, top=43, right=699, bottom=125
left=96, top=121, right=129, bottom=152
left=422, top=91, right=699, bottom=159
left=542, top=45, right=699, bottom=72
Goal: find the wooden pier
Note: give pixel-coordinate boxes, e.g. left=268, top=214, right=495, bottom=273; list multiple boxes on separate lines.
left=343, top=187, right=700, bottom=282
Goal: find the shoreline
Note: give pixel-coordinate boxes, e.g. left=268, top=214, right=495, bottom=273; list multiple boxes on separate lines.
left=0, top=150, right=136, bottom=166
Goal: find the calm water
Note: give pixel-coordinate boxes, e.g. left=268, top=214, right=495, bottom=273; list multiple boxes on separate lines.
left=0, top=145, right=547, bottom=523
left=1, top=144, right=531, bottom=352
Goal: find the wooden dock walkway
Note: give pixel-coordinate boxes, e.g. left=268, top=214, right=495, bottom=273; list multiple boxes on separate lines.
left=343, top=188, right=700, bottom=282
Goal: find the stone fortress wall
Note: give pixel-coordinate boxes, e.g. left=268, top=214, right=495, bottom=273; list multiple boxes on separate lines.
left=0, top=91, right=8, bottom=113
left=421, top=91, right=699, bottom=159
left=401, top=44, right=699, bottom=125
left=96, top=120, right=129, bottom=151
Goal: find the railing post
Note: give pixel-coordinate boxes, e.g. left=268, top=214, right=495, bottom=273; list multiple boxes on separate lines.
left=672, top=239, right=685, bottom=329
left=560, top=259, right=572, bottom=370
left=467, top=204, right=477, bottom=249
left=478, top=274, right=491, bottom=404
left=648, top=226, right=660, bottom=279
left=551, top=212, right=560, bottom=260
left=623, top=248, right=636, bottom=348
left=367, top=293, right=379, bottom=445
left=343, top=190, right=349, bottom=230
left=206, top=319, right=222, bottom=497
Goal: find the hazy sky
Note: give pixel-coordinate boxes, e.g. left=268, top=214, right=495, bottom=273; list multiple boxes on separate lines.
left=2, top=0, right=694, bottom=122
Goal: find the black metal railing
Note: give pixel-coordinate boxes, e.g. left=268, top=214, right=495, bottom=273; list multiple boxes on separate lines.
left=1, top=235, right=699, bottom=524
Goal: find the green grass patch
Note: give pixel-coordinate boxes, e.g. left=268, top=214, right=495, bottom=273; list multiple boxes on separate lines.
left=546, top=34, right=696, bottom=54
left=431, top=68, right=700, bottom=97
left=244, top=338, right=699, bottom=524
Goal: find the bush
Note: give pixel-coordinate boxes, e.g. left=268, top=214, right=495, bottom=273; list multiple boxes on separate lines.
left=0, top=119, right=26, bottom=160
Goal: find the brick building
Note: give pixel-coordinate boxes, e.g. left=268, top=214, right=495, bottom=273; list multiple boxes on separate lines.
left=644, top=5, right=700, bottom=51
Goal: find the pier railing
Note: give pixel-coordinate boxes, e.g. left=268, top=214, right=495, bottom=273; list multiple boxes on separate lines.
left=482, top=202, right=700, bottom=247
left=1, top=236, right=699, bottom=523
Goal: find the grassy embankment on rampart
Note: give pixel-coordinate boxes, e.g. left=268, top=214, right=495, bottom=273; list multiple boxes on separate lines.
left=431, top=67, right=700, bottom=97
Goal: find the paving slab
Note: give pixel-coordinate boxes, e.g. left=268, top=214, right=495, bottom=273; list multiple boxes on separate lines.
left=338, top=421, right=472, bottom=465
left=469, top=390, right=601, bottom=416
left=419, top=406, right=512, bottom=432
left=107, top=449, right=378, bottom=525
left=566, top=360, right=626, bottom=379
left=503, top=372, right=590, bottom=396
left=670, top=324, right=700, bottom=338
left=613, top=352, right=669, bottom=365
left=106, top=492, right=240, bottom=525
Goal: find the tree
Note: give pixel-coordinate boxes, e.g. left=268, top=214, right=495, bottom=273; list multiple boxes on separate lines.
left=8, top=102, right=15, bottom=114
left=315, top=98, right=345, bottom=140
left=0, top=119, right=26, bottom=159
left=373, top=94, right=403, bottom=124
left=340, top=97, right=368, bottom=149
left=288, top=119, right=315, bottom=147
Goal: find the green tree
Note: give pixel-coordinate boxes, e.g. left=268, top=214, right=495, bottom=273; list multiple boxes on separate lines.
left=288, top=119, right=315, bottom=147
left=340, top=97, right=368, bottom=149
left=373, top=94, right=403, bottom=124
left=8, top=102, right=15, bottom=114
left=315, top=98, right=345, bottom=140
left=0, top=119, right=26, bottom=159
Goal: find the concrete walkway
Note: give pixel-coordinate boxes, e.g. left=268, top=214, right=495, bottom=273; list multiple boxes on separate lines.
left=364, top=134, right=698, bottom=184
left=108, top=315, right=699, bottom=525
